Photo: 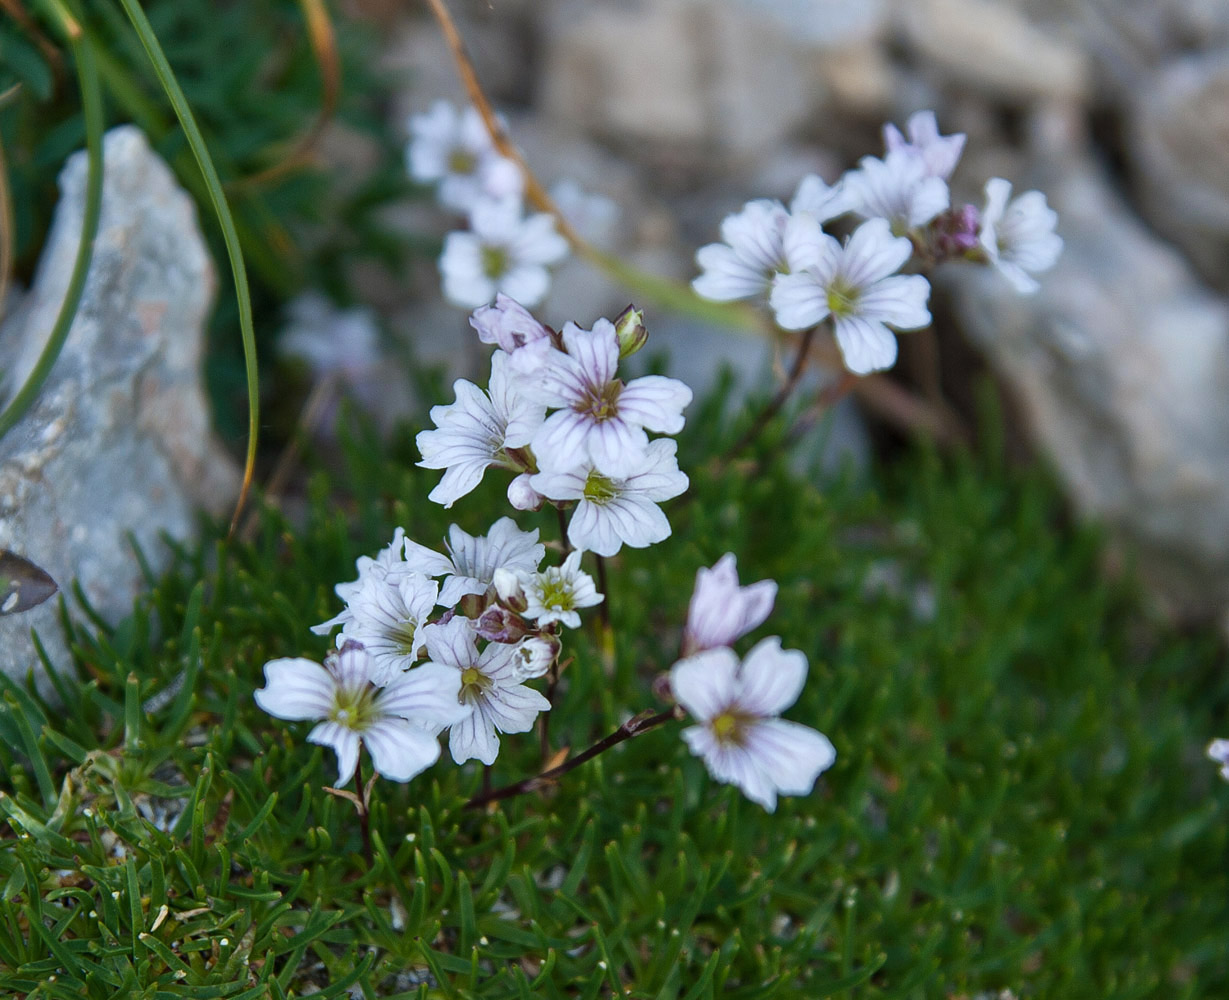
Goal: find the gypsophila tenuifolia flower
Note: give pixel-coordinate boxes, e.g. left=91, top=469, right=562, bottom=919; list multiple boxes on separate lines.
left=339, top=570, right=440, bottom=685
left=882, top=109, right=966, bottom=180
left=681, top=553, right=777, bottom=657
left=515, top=318, right=693, bottom=477
left=511, top=635, right=559, bottom=680
left=520, top=550, right=603, bottom=629
left=1208, top=739, right=1229, bottom=781
left=978, top=178, right=1063, bottom=294
left=845, top=150, right=950, bottom=235
left=531, top=439, right=689, bottom=557
left=440, top=197, right=568, bottom=310
left=255, top=643, right=466, bottom=784
left=404, top=518, right=545, bottom=608
left=406, top=101, right=523, bottom=213
left=416, top=352, right=545, bottom=508
left=692, top=199, right=790, bottom=303
left=671, top=638, right=835, bottom=812
left=507, top=472, right=545, bottom=511
left=422, top=616, right=551, bottom=765
left=771, top=216, right=931, bottom=375
left=470, top=293, right=553, bottom=355
left=313, top=528, right=411, bottom=636
left=790, top=173, right=853, bottom=220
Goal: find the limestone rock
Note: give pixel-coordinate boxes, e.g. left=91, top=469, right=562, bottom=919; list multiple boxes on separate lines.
left=941, top=164, right=1229, bottom=622
left=1129, top=50, right=1229, bottom=288
left=0, top=126, right=240, bottom=694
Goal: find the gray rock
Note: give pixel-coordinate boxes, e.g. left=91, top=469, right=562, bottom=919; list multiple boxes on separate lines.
left=941, top=164, right=1229, bottom=623
left=0, top=125, right=239, bottom=695
left=1129, top=50, right=1229, bottom=288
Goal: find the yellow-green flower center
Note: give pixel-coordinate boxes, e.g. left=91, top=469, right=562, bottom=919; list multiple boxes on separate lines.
left=389, top=619, right=418, bottom=657
left=538, top=577, right=574, bottom=611
left=329, top=684, right=379, bottom=732
left=482, top=246, right=509, bottom=279
left=459, top=666, right=489, bottom=704
left=448, top=149, right=476, bottom=175
left=826, top=279, right=860, bottom=318
left=710, top=711, right=745, bottom=746
left=581, top=379, right=623, bottom=422
left=582, top=469, right=618, bottom=503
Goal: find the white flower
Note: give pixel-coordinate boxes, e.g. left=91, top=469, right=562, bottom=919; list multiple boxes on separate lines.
left=516, top=318, right=693, bottom=477
left=978, top=178, right=1063, bottom=295
left=521, top=550, right=603, bottom=629
left=770, top=216, right=931, bottom=375
left=278, top=292, right=382, bottom=383
left=681, top=553, right=777, bottom=656
left=551, top=178, right=619, bottom=245
left=422, top=617, right=551, bottom=765
left=507, top=472, right=544, bottom=511
left=255, top=643, right=465, bottom=784
left=469, top=293, right=553, bottom=355
left=531, top=439, right=689, bottom=557
left=1208, top=739, right=1229, bottom=781
left=313, top=528, right=414, bottom=636
left=406, top=101, right=523, bottom=212
left=671, top=638, right=835, bottom=812
left=339, top=570, right=440, bottom=685
left=790, top=174, right=853, bottom=220
left=416, top=352, right=546, bottom=508
left=404, top=518, right=545, bottom=608
left=845, top=150, right=949, bottom=234
left=692, top=199, right=790, bottom=303
left=440, top=197, right=568, bottom=310
left=882, top=110, right=966, bottom=180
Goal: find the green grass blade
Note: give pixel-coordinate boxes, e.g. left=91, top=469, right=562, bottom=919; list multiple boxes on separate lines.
left=0, top=21, right=103, bottom=441
left=114, top=0, right=261, bottom=531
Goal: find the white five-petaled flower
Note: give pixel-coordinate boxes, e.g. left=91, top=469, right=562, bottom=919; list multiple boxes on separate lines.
left=671, top=638, right=835, bottom=812
left=514, top=318, right=692, bottom=477
left=416, top=352, right=546, bottom=508
left=313, top=528, right=409, bottom=636
left=404, top=518, right=545, bottom=608
left=520, top=550, right=603, bottom=629
left=1208, top=739, right=1229, bottom=782
left=692, top=199, right=790, bottom=303
left=770, top=216, right=931, bottom=375
left=422, top=616, right=551, bottom=765
left=469, top=293, right=553, bottom=355
left=978, top=178, right=1063, bottom=295
left=339, top=570, right=440, bottom=685
left=790, top=173, right=853, bottom=220
left=845, top=150, right=950, bottom=235
left=531, top=439, right=689, bottom=557
left=681, top=553, right=777, bottom=657
left=255, top=643, right=465, bottom=784
left=882, top=110, right=966, bottom=181
left=440, top=197, right=569, bottom=310
left=406, top=101, right=523, bottom=213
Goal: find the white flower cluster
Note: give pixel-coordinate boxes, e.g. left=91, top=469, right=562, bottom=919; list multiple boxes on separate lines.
left=416, top=296, right=693, bottom=557
left=406, top=101, right=569, bottom=310
left=670, top=554, right=836, bottom=812
left=692, top=110, right=1063, bottom=375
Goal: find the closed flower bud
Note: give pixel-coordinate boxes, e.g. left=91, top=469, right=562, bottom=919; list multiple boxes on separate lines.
left=475, top=605, right=532, bottom=643
left=493, top=567, right=528, bottom=612
left=613, top=304, right=647, bottom=358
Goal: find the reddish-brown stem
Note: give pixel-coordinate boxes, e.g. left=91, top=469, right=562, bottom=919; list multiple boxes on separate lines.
left=465, top=705, right=685, bottom=809
left=353, top=752, right=373, bottom=868
left=720, top=324, right=818, bottom=464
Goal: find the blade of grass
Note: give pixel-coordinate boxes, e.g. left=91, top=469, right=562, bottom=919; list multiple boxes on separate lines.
left=114, top=0, right=260, bottom=534
left=0, top=4, right=102, bottom=440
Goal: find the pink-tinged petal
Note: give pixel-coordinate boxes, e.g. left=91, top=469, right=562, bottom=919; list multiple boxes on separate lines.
left=587, top=419, right=648, bottom=478
left=618, top=375, right=692, bottom=433
left=735, top=637, right=807, bottom=717
left=743, top=719, right=836, bottom=796
left=841, top=218, right=912, bottom=287
left=330, top=645, right=374, bottom=695
left=255, top=658, right=335, bottom=720
left=670, top=648, right=739, bottom=722
left=449, top=708, right=498, bottom=765
left=770, top=272, right=830, bottom=331
left=377, top=662, right=466, bottom=726
left=362, top=719, right=442, bottom=781
left=833, top=316, right=898, bottom=375
left=562, top=320, right=620, bottom=386
left=533, top=410, right=593, bottom=473
left=858, top=274, right=931, bottom=330
left=422, top=616, right=478, bottom=670
left=308, top=722, right=361, bottom=786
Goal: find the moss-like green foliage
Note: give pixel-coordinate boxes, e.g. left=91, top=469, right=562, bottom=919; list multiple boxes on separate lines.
left=0, top=408, right=1226, bottom=998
